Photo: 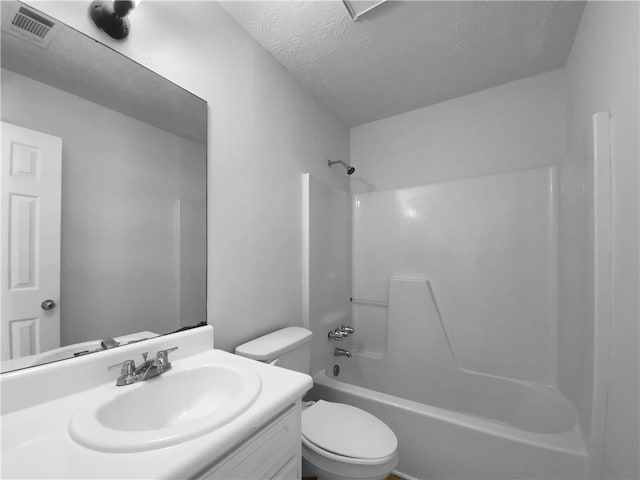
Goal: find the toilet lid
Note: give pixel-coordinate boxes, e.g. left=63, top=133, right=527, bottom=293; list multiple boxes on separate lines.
left=302, top=400, right=397, bottom=460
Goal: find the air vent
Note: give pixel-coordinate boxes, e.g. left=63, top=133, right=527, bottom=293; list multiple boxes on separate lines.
left=341, top=0, right=388, bottom=21
left=12, top=7, right=53, bottom=38
left=1, top=4, right=60, bottom=48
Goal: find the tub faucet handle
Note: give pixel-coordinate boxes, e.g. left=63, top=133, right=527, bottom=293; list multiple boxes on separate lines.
left=340, top=325, right=355, bottom=335
left=328, top=328, right=345, bottom=340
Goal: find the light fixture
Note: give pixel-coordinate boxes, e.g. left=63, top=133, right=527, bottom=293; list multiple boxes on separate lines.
left=89, top=0, right=140, bottom=40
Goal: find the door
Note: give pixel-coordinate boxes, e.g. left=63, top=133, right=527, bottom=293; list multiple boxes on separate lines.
left=1, top=122, right=62, bottom=361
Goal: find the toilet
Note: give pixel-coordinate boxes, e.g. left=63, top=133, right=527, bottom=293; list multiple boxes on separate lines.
left=235, top=327, right=399, bottom=480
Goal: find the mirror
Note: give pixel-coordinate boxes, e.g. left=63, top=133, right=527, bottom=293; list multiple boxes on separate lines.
left=0, top=1, right=207, bottom=373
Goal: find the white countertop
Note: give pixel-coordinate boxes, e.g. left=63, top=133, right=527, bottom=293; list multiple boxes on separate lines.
left=1, top=332, right=312, bottom=479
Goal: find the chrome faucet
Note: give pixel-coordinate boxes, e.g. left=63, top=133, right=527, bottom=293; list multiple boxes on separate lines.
left=100, top=337, right=120, bottom=349
left=334, top=347, right=351, bottom=358
left=110, top=347, right=178, bottom=386
left=74, top=337, right=121, bottom=357
left=328, top=326, right=355, bottom=341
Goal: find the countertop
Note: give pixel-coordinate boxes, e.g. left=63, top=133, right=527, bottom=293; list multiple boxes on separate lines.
left=1, top=347, right=312, bottom=479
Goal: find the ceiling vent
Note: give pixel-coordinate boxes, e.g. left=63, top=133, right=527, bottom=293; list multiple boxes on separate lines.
left=1, top=3, right=61, bottom=48
left=342, top=0, right=388, bottom=21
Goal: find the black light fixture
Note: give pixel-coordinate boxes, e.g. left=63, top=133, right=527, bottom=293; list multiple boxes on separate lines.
left=89, top=0, right=139, bottom=40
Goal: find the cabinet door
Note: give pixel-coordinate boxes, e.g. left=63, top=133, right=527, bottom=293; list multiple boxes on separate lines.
left=271, top=457, right=298, bottom=480
left=198, top=403, right=301, bottom=480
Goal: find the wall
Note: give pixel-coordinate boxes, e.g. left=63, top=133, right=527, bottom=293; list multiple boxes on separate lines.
left=350, top=69, right=566, bottom=192
left=25, top=1, right=351, bottom=352
left=564, top=2, right=639, bottom=479
left=1, top=68, right=206, bottom=345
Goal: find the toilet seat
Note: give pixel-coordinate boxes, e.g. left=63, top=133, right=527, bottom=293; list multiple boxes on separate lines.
left=302, top=400, right=398, bottom=464
left=302, top=436, right=397, bottom=466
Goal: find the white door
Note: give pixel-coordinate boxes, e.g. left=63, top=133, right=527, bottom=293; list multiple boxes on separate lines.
left=1, top=122, right=62, bottom=361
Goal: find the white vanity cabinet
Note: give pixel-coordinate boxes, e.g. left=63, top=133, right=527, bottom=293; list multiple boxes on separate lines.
left=195, top=403, right=302, bottom=480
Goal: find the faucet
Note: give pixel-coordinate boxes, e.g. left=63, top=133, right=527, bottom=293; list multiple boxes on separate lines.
left=74, top=337, right=122, bottom=357
left=100, top=337, right=120, bottom=349
left=110, top=347, right=178, bottom=386
left=334, top=347, right=351, bottom=358
left=327, top=326, right=356, bottom=341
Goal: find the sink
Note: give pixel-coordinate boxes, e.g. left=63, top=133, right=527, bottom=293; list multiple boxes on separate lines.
left=69, top=363, right=262, bottom=452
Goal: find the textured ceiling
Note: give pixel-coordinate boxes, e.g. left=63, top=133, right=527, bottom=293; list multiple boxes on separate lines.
left=221, top=1, right=585, bottom=126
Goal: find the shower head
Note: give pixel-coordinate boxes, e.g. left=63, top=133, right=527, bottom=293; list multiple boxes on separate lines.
left=328, top=159, right=356, bottom=176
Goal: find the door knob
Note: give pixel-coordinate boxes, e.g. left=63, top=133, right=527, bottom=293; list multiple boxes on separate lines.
left=41, top=299, right=56, bottom=311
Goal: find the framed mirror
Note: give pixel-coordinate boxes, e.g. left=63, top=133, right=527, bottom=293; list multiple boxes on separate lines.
left=0, top=1, right=207, bottom=373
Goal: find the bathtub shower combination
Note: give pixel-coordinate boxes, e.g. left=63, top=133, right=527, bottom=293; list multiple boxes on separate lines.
left=302, top=116, right=610, bottom=480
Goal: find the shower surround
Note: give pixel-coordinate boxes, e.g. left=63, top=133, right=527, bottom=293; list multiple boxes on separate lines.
left=301, top=44, right=627, bottom=476
left=303, top=150, right=601, bottom=478
left=351, top=167, right=558, bottom=385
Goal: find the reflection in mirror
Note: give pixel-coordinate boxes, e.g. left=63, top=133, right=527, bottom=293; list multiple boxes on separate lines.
left=1, top=1, right=207, bottom=373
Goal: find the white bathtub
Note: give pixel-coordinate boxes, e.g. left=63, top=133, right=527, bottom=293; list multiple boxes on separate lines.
left=310, top=369, right=589, bottom=479
left=331, top=351, right=580, bottom=435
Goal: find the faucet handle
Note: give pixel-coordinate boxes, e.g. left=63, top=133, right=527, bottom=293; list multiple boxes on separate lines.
left=340, top=325, right=355, bottom=335
left=108, top=359, right=139, bottom=386
left=156, top=346, right=178, bottom=363
left=328, top=328, right=345, bottom=340
left=108, top=359, right=136, bottom=375
left=141, top=352, right=149, bottom=362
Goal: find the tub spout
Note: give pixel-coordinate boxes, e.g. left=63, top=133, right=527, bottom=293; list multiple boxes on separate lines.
left=334, top=347, right=351, bottom=358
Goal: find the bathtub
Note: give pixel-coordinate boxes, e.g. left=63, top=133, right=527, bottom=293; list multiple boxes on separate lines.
left=310, top=366, right=589, bottom=479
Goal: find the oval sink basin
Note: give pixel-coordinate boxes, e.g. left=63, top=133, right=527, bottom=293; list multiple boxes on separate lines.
left=69, top=363, right=261, bottom=452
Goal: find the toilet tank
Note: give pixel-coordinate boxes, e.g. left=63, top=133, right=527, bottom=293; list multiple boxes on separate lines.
left=234, top=327, right=312, bottom=374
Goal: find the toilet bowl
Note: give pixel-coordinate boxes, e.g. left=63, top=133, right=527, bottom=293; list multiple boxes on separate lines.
left=235, top=327, right=399, bottom=480
left=301, top=400, right=398, bottom=480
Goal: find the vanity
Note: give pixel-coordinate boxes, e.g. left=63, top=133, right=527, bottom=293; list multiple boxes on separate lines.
left=1, top=326, right=313, bottom=479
